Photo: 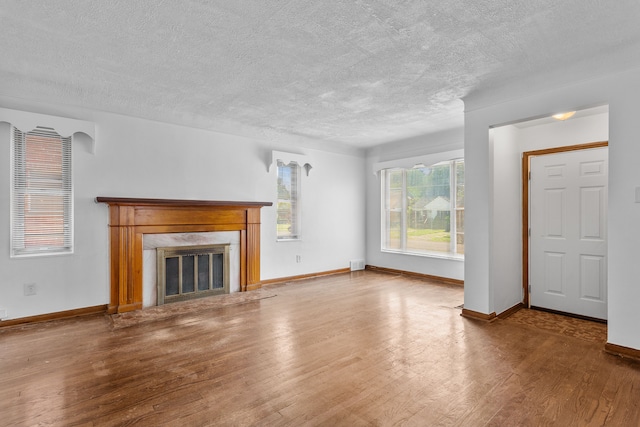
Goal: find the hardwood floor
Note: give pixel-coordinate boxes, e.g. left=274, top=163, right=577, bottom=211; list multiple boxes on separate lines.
left=2, top=271, right=640, bottom=426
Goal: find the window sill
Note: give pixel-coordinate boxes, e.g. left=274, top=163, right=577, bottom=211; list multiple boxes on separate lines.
left=381, top=248, right=464, bottom=261
left=11, top=250, right=74, bottom=259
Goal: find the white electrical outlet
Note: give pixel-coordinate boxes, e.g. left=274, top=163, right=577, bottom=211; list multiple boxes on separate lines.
left=296, top=255, right=301, bottom=263
left=0, top=308, right=7, bottom=320
left=24, top=283, right=37, bottom=296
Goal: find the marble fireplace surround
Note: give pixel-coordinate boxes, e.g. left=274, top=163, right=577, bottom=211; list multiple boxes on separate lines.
left=143, top=231, right=241, bottom=308
left=96, top=197, right=272, bottom=314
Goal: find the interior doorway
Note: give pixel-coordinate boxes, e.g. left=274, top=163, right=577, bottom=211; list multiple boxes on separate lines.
left=522, top=142, right=608, bottom=320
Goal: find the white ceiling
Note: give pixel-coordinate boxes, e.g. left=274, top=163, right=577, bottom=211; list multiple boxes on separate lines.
left=1, top=1, right=639, bottom=149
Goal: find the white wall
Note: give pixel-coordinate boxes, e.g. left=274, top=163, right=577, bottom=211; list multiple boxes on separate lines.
left=489, top=112, right=609, bottom=315
left=489, top=125, right=522, bottom=314
left=0, top=99, right=366, bottom=320
left=464, top=67, right=640, bottom=350
left=365, top=128, right=465, bottom=281
left=517, top=113, right=609, bottom=152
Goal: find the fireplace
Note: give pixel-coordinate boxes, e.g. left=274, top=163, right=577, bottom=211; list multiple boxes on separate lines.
left=157, top=244, right=230, bottom=305
left=142, top=231, right=240, bottom=307
left=96, top=197, right=272, bottom=314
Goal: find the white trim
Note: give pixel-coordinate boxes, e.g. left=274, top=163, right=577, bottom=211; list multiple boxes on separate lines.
left=381, top=248, right=465, bottom=261
left=270, top=150, right=312, bottom=176
left=372, top=149, right=463, bottom=175
left=0, top=107, right=96, bottom=154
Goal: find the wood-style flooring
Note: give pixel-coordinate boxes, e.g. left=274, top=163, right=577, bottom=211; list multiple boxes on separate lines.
left=1, top=271, right=639, bottom=426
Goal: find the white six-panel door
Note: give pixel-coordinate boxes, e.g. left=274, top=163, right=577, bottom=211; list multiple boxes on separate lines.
left=529, top=147, right=608, bottom=320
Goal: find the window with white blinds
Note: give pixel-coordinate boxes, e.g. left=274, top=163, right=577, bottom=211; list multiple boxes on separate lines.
left=276, top=160, right=300, bottom=240
left=11, top=126, right=73, bottom=257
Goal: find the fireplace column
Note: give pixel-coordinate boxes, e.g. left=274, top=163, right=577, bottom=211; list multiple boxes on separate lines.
left=108, top=204, right=142, bottom=313
left=246, top=207, right=262, bottom=291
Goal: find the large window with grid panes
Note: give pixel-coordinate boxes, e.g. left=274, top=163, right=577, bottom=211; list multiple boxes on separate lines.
left=381, top=159, right=464, bottom=258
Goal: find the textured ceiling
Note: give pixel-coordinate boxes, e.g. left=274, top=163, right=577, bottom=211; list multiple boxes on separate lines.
left=1, top=1, right=640, bottom=148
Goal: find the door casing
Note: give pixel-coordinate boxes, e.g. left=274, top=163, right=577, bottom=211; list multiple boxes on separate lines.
left=521, top=141, right=608, bottom=308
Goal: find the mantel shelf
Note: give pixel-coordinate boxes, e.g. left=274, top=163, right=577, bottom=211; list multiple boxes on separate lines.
left=96, top=197, right=272, bottom=208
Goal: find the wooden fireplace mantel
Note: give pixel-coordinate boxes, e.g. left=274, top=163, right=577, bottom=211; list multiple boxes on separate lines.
left=96, top=197, right=272, bottom=314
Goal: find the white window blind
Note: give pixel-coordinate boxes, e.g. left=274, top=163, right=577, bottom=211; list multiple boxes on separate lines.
left=11, top=126, right=73, bottom=256
left=277, top=160, right=300, bottom=240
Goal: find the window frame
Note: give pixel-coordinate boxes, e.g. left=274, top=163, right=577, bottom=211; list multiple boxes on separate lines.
left=10, top=126, right=73, bottom=257
left=381, top=159, right=464, bottom=259
left=276, top=160, right=301, bottom=241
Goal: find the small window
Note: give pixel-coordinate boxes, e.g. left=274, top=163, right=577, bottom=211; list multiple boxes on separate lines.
left=11, top=126, right=73, bottom=256
left=381, top=159, right=464, bottom=257
left=277, top=160, right=300, bottom=240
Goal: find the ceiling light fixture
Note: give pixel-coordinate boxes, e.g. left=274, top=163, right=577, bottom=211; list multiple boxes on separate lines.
left=552, top=111, right=576, bottom=121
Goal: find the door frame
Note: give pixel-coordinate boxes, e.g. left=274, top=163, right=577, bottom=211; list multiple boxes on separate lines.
left=521, top=141, right=608, bottom=307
